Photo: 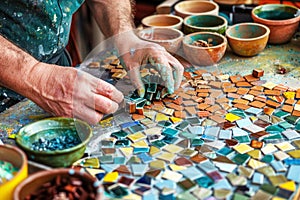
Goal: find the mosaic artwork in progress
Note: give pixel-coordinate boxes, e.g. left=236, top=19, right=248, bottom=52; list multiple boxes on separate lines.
left=74, top=56, right=300, bottom=200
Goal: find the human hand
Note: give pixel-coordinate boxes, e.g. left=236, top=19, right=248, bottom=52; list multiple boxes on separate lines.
left=25, top=63, right=124, bottom=124
left=116, top=31, right=184, bottom=97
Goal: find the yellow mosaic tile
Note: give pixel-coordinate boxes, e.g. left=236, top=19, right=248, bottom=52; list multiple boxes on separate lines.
left=273, top=151, right=290, bottom=161
left=169, top=164, right=187, bottom=171
left=234, top=144, right=254, bottom=154
left=157, top=152, right=176, bottom=163
left=149, top=146, right=161, bottom=156
left=155, top=113, right=170, bottom=122
left=287, top=149, right=300, bottom=158
left=163, top=144, right=184, bottom=154
left=225, top=113, right=241, bottom=122
left=127, top=132, right=147, bottom=143
left=170, top=117, right=183, bottom=124
left=162, top=170, right=183, bottom=182
left=283, top=91, right=295, bottom=99
left=119, top=147, right=133, bottom=158
left=262, top=82, right=277, bottom=90
left=275, top=142, right=295, bottom=151
left=149, top=160, right=166, bottom=170
left=131, top=140, right=148, bottom=148
left=269, top=175, right=288, bottom=186
left=250, top=116, right=258, bottom=122
left=279, top=181, right=296, bottom=192
left=257, top=166, right=276, bottom=177
left=123, top=193, right=142, bottom=200
left=85, top=168, right=105, bottom=177
left=248, top=158, right=267, bottom=170
left=247, top=150, right=263, bottom=160
left=103, top=171, right=119, bottom=182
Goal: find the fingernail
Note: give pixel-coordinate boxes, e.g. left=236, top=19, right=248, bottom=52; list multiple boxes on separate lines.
left=138, top=88, right=145, bottom=98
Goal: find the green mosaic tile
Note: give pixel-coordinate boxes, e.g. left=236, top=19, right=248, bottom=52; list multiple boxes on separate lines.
left=111, top=130, right=129, bottom=139
left=278, top=121, right=294, bottom=129
left=284, top=115, right=299, bottom=125
left=230, top=109, right=247, bottom=118
left=191, top=138, right=204, bottom=147
left=273, top=110, right=290, bottom=118
left=261, top=155, right=275, bottom=163
left=260, top=184, right=278, bottom=195
left=151, top=140, right=166, bottom=148
left=217, top=147, right=234, bottom=156
left=180, top=131, right=197, bottom=139
left=265, top=125, right=285, bottom=134
left=232, top=153, right=251, bottom=165
left=195, top=176, right=214, bottom=188
left=234, top=135, right=251, bottom=143
left=233, top=193, right=249, bottom=200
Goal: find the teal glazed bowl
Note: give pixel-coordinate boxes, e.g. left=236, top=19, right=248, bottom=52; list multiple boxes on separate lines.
left=183, top=14, right=228, bottom=35
left=16, top=117, right=92, bottom=168
left=252, top=4, right=300, bottom=44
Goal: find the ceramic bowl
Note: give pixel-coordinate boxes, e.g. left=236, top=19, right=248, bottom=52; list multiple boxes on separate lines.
left=252, top=4, right=300, bottom=44
left=182, top=32, right=227, bottom=66
left=14, top=168, right=101, bottom=200
left=174, top=0, right=219, bottom=19
left=183, top=14, right=228, bottom=35
left=137, top=27, right=184, bottom=53
left=0, top=145, right=28, bottom=200
left=141, top=14, right=183, bottom=30
left=16, top=117, right=92, bottom=168
left=226, top=23, right=270, bottom=57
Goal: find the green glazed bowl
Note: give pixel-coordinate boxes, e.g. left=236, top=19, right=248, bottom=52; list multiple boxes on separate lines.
left=184, top=14, right=228, bottom=35
left=16, top=117, right=92, bottom=168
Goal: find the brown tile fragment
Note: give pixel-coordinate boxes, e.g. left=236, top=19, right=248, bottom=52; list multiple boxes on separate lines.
left=174, top=157, right=193, bottom=167
left=292, top=110, right=300, bottom=117
left=264, top=90, right=281, bottom=96
left=250, top=131, right=269, bottom=139
left=204, top=97, right=215, bottom=105
left=225, top=139, right=238, bottom=146
left=254, top=120, right=270, bottom=128
left=209, top=115, right=226, bottom=124
left=198, top=93, right=210, bottom=98
left=183, top=71, right=193, bottom=79
left=174, top=111, right=187, bottom=118
left=249, top=101, right=266, bottom=108
left=173, top=97, right=183, bottom=105
left=249, top=90, right=264, bottom=96
left=233, top=103, right=251, bottom=110
left=230, top=75, right=245, bottom=83
left=223, top=87, right=238, bottom=93
left=232, top=99, right=249, bottom=105
left=194, top=69, right=207, bottom=75
left=197, top=111, right=210, bottom=118
left=178, top=92, right=192, bottom=100
left=252, top=69, right=264, bottom=78
left=186, top=90, right=197, bottom=96
left=250, top=140, right=264, bottom=149
left=209, top=81, right=222, bottom=89
left=216, top=97, right=229, bottom=104
left=263, top=107, right=275, bottom=116
left=191, top=154, right=207, bottom=163
left=210, top=90, right=223, bottom=98
left=266, top=100, right=281, bottom=108
left=132, top=114, right=146, bottom=121
left=222, top=122, right=236, bottom=130
left=166, top=103, right=184, bottom=111
left=254, top=95, right=267, bottom=102
left=215, top=109, right=227, bottom=116
left=237, top=88, right=250, bottom=95
left=185, top=106, right=197, bottom=115
left=251, top=85, right=264, bottom=91
left=206, top=105, right=222, bottom=113
left=227, top=93, right=241, bottom=99
left=285, top=99, right=296, bottom=105
left=282, top=104, right=294, bottom=113
left=191, top=96, right=204, bottom=103
left=196, top=89, right=210, bottom=93
left=222, top=82, right=235, bottom=88
left=244, top=74, right=260, bottom=82
left=236, top=81, right=252, bottom=88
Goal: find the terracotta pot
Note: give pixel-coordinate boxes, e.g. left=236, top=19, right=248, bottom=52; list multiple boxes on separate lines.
left=141, top=14, right=183, bottom=30
left=226, top=23, right=270, bottom=57
left=174, top=0, right=219, bottom=19
left=252, top=4, right=300, bottom=44
left=137, top=27, right=184, bottom=54
left=183, top=32, right=227, bottom=66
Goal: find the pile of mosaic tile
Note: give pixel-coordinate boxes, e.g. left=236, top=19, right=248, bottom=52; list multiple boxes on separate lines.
left=75, top=57, right=300, bottom=200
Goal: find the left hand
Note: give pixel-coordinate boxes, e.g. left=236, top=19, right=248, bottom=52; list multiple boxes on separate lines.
left=115, top=31, right=184, bottom=97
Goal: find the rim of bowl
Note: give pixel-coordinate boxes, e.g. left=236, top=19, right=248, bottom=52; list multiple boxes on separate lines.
left=141, top=14, right=183, bottom=28
left=0, top=144, right=27, bottom=185
left=137, top=27, right=184, bottom=43
left=175, top=1, right=219, bottom=16
left=225, top=22, right=270, bottom=41
left=252, top=4, right=300, bottom=24
left=183, top=14, right=228, bottom=30
left=16, top=117, right=93, bottom=155
left=183, top=31, right=227, bottom=49
left=13, top=168, right=99, bottom=200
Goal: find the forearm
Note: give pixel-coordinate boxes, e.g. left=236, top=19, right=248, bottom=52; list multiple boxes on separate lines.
left=86, top=0, right=135, bottom=37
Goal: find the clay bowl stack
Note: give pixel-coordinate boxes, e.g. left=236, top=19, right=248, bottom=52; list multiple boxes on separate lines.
left=252, top=4, right=300, bottom=44
left=141, top=14, right=183, bottom=30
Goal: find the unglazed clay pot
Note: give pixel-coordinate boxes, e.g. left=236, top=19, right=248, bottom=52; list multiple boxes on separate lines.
left=226, top=23, right=270, bottom=57
left=137, top=27, right=184, bottom=54
left=183, top=14, right=228, bottom=35
left=252, top=4, right=300, bottom=44
left=141, top=14, right=183, bottom=30
left=174, top=0, right=219, bottom=19
left=183, top=32, right=227, bottom=66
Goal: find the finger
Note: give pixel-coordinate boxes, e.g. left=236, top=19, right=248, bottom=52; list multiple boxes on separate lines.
left=166, top=54, right=184, bottom=90
left=149, top=57, right=175, bottom=94
left=95, top=79, right=124, bottom=104
left=93, top=94, right=119, bottom=114
left=128, top=65, right=146, bottom=97
left=73, top=104, right=103, bottom=125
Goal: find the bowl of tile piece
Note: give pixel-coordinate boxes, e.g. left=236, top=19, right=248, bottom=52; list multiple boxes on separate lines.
left=182, top=31, right=227, bottom=66
left=137, top=27, right=184, bottom=54
left=16, top=117, right=92, bottom=168
left=14, top=168, right=101, bottom=200
left=226, top=22, right=270, bottom=57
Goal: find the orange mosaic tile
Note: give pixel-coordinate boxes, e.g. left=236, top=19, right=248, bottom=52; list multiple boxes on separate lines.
left=254, top=96, right=267, bottom=103
left=166, top=103, right=184, bottom=111
left=198, top=103, right=210, bottom=110
left=237, top=88, right=250, bottom=95
left=249, top=101, right=266, bottom=108
left=209, top=115, right=226, bottom=124
left=197, top=111, right=210, bottom=118
left=220, top=103, right=232, bottom=111
left=215, top=97, right=229, bottom=104
left=264, top=90, right=281, bottom=96
left=263, top=107, right=275, bottom=116
left=292, top=110, right=300, bottom=117
left=206, top=105, right=222, bottom=113
left=210, top=90, right=223, bottom=99
left=285, top=99, right=296, bottom=105
left=251, top=86, right=264, bottom=91
left=250, top=140, right=264, bottom=149
left=191, top=96, right=204, bottom=103
left=191, top=153, right=207, bottom=163
left=244, top=74, right=260, bottom=82
left=204, top=97, right=216, bottom=105
left=178, top=92, right=192, bottom=100
left=196, top=89, right=210, bottom=93
left=197, top=93, right=210, bottom=98
left=282, top=105, right=294, bottom=113
left=236, top=81, right=252, bottom=88
left=223, top=87, right=238, bottom=93
left=209, top=81, right=222, bottom=89
left=227, top=93, right=241, bottom=99
left=183, top=100, right=197, bottom=106
left=186, top=90, right=197, bottom=96
left=185, top=106, right=197, bottom=115
left=222, top=82, right=235, bottom=88
left=296, top=89, right=300, bottom=99
left=249, top=90, right=264, bottom=96
left=266, top=100, right=281, bottom=108
left=132, top=114, right=146, bottom=121
left=230, top=75, right=245, bottom=83
left=174, top=111, right=187, bottom=119
left=232, top=99, right=249, bottom=105
left=273, top=84, right=289, bottom=92
left=233, top=103, right=251, bottom=110
left=252, top=69, right=264, bottom=78
left=173, top=97, right=183, bottom=105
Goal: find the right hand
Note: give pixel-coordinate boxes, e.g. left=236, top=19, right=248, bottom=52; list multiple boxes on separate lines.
left=25, top=62, right=124, bottom=124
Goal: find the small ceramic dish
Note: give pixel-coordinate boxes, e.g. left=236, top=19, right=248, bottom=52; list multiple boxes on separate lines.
left=174, top=0, right=219, bottom=19
left=0, top=145, right=28, bottom=200
left=252, top=4, right=300, bottom=44
left=16, top=117, right=92, bottom=168
left=14, top=168, right=101, bottom=200
left=137, top=27, right=184, bottom=53
left=141, top=14, right=183, bottom=30
left=183, top=14, right=228, bottom=35
left=182, top=32, right=227, bottom=66
left=226, top=22, right=270, bottom=57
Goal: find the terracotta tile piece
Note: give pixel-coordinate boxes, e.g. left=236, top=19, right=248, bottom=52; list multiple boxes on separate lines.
left=230, top=75, right=245, bottom=83
left=198, top=103, right=210, bottom=110
left=263, top=107, right=275, bottom=116
left=250, top=140, right=264, bottom=149
left=132, top=114, right=146, bottom=121
left=282, top=104, right=294, bottom=113
left=223, top=87, right=238, bottom=93
left=206, top=105, right=222, bottom=113
left=233, top=103, right=251, bottom=110
left=264, top=89, right=281, bottom=96
left=292, top=110, right=300, bottom=117
left=185, top=106, right=197, bottom=115
left=173, top=97, right=183, bottom=105
left=232, top=99, right=249, bottom=105
left=197, top=111, right=211, bottom=118
left=244, top=74, right=260, bottom=82
left=285, top=99, right=296, bottom=105
left=204, top=97, right=216, bottom=105
left=191, top=153, right=207, bottom=163
left=251, top=85, right=264, bottom=91
left=196, top=89, right=210, bottom=93
left=216, top=97, right=229, bottom=104
left=209, top=115, right=226, bottom=124
left=174, top=111, right=187, bottom=119
left=236, top=81, right=252, bottom=88
left=273, top=84, right=289, bottom=92
left=237, top=88, right=250, bottom=95
left=198, top=93, right=210, bottom=98
left=220, top=103, right=232, bottom=111
left=266, top=100, right=281, bottom=108
left=183, top=100, right=197, bottom=106
left=296, top=89, right=300, bottom=99
left=252, top=69, right=264, bottom=78
left=191, top=96, right=204, bottom=103
left=254, top=96, right=267, bottom=103
left=249, top=90, right=264, bottom=96
left=166, top=103, right=184, bottom=111
left=249, top=101, right=266, bottom=108
left=209, top=81, right=222, bottom=89
left=227, top=93, right=241, bottom=99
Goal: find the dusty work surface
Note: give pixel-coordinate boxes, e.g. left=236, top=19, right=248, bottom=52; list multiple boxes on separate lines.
left=0, top=34, right=300, bottom=199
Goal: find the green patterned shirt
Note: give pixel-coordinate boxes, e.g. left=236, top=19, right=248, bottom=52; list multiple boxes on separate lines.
left=0, top=0, right=84, bottom=62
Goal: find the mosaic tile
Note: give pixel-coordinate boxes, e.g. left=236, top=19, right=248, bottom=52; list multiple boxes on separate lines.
left=257, top=166, right=276, bottom=177
left=234, top=143, right=254, bottom=154
left=192, top=187, right=212, bottom=199
left=118, top=176, right=135, bottom=187
left=218, top=130, right=232, bottom=140
left=236, top=118, right=252, bottom=128
left=179, top=149, right=198, bottom=157
left=176, top=191, right=198, bottom=200
left=214, top=162, right=237, bottom=173
left=127, top=156, right=142, bottom=164
left=198, top=160, right=218, bottom=173
left=252, top=189, right=273, bottom=199
left=234, top=135, right=251, bottom=143
left=261, top=144, right=278, bottom=155
left=245, top=107, right=263, bottom=115
left=270, top=160, right=287, bottom=172
left=114, top=165, right=131, bottom=175
left=161, top=170, right=183, bottom=182
left=145, top=169, right=161, bottom=178
left=156, top=152, right=176, bottom=163
left=282, top=129, right=300, bottom=140
left=154, top=179, right=176, bottom=191
left=168, top=164, right=187, bottom=171
left=163, top=144, right=184, bottom=154
left=225, top=113, right=241, bottom=122
left=273, top=151, right=290, bottom=161
left=131, top=164, right=148, bottom=176
left=176, top=139, right=190, bottom=148
left=195, top=176, right=214, bottom=188
left=248, top=159, right=267, bottom=169
left=279, top=181, right=296, bottom=192
left=227, top=173, right=247, bottom=186
left=232, top=153, right=251, bottom=165
left=174, top=157, right=193, bottom=167
left=269, top=175, right=288, bottom=186
left=238, top=165, right=254, bottom=179
left=252, top=172, right=264, bottom=185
